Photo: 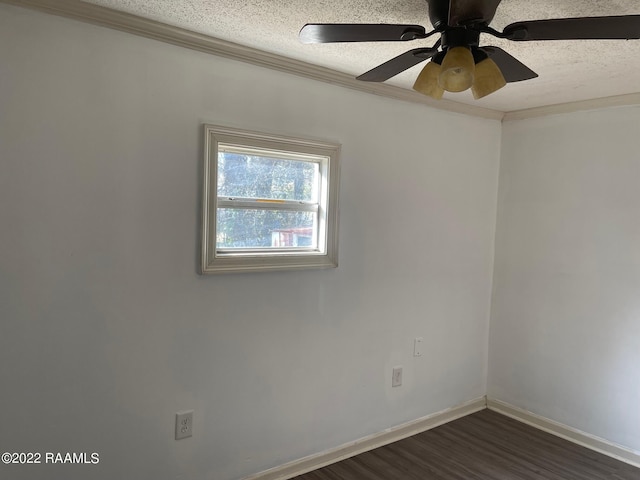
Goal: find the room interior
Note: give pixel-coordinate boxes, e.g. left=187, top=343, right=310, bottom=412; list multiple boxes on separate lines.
left=1, top=1, right=639, bottom=479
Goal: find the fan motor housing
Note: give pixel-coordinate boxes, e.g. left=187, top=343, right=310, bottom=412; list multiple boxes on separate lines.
left=427, top=0, right=450, bottom=29
left=441, top=28, right=481, bottom=49
left=426, top=0, right=500, bottom=29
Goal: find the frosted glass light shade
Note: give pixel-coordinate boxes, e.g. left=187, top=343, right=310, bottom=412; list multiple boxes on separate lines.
left=471, top=58, right=507, bottom=99
left=438, top=47, right=475, bottom=92
left=412, top=61, right=445, bottom=100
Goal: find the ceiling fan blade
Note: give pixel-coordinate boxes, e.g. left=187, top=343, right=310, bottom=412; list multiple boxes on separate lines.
left=480, top=46, right=538, bottom=82
left=503, top=15, right=640, bottom=41
left=357, top=48, right=438, bottom=82
left=448, top=0, right=502, bottom=26
left=299, top=24, right=427, bottom=44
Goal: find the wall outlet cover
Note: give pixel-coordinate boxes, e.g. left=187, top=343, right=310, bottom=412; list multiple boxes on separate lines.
left=175, top=410, right=194, bottom=440
left=392, top=366, right=403, bottom=387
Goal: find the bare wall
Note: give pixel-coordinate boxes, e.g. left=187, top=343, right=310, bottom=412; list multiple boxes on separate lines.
left=490, top=108, right=640, bottom=454
left=0, top=5, right=501, bottom=479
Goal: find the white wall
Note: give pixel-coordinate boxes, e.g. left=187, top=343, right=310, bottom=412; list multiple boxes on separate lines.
left=490, top=108, right=640, bottom=453
left=0, top=5, right=501, bottom=479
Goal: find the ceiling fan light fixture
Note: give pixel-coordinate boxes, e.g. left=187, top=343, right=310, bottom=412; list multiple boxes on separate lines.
left=438, top=46, right=475, bottom=92
left=471, top=57, right=507, bottom=99
left=413, top=61, right=445, bottom=100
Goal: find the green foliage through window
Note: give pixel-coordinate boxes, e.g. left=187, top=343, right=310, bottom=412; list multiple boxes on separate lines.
left=217, top=153, right=318, bottom=202
left=216, top=150, right=320, bottom=249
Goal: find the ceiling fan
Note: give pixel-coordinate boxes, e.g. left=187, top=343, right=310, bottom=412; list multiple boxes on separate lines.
left=299, top=0, right=640, bottom=99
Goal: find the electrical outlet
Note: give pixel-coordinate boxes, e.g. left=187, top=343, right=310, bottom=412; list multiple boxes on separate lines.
left=175, top=410, right=194, bottom=440
left=392, top=366, right=403, bottom=387
left=414, top=337, right=423, bottom=357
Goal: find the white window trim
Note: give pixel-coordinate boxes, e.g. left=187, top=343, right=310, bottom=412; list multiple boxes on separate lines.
left=201, top=124, right=340, bottom=274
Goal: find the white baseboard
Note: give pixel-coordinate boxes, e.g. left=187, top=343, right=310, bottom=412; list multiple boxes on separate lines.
left=487, top=398, right=640, bottom=469
left=242, top=396, right=487, bottom=480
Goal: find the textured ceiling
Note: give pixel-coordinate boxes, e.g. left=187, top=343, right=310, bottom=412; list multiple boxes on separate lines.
left=83, top=0, right=640, bottom=112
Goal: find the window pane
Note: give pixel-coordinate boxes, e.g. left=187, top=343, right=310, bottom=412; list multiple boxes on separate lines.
left=216, top=208, right=316, bottom=249
left=217, top=152, right=318, bottom=202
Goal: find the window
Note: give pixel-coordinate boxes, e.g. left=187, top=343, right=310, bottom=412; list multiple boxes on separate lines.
left=201, top=124, right=340, bottom=273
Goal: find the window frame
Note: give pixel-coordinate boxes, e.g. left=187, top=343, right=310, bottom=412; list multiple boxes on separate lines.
left=201, top=124, right=340, bottom=274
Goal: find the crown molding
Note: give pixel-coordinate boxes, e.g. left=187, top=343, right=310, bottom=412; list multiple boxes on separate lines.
left=503, top=92, right=640, bottom=121
left=7, top=0, right=640, bottom=122
left=1, top=0, right=504, bottom=120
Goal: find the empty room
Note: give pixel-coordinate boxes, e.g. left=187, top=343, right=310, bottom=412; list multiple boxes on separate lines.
left=1, top=1, right=639, bottom=479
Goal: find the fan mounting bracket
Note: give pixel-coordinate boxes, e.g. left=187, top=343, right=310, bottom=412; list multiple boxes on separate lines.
left=400, top=27, right=429, bottom=41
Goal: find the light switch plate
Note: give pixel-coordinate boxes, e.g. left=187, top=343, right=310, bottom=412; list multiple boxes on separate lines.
left=414, top=337, right=423, bottom=357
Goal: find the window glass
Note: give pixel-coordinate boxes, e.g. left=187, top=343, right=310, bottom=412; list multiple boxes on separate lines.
left=217, top=150, right=319, bottom=202
left=216, top=209, right=316, bottom=249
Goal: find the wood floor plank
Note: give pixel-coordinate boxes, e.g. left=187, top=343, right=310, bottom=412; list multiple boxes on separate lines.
left=293, top=410, right=640, bottom=480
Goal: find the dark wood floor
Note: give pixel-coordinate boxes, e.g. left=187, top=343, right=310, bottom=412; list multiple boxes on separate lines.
left=293, top=409, right=640, bottom=480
